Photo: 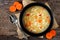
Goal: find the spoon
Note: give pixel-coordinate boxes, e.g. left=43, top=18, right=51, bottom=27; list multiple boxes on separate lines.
left=8, top=14, right=28, bottom=40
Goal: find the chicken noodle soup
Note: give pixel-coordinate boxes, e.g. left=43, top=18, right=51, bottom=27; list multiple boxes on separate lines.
left=22, top=6, right=51, bottom=34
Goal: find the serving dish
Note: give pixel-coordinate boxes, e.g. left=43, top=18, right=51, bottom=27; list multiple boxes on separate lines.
left=19, top=2, right=53, bottom=37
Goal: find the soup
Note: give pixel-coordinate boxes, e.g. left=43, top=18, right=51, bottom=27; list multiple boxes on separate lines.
left=22, top=6, right=51, bottom=34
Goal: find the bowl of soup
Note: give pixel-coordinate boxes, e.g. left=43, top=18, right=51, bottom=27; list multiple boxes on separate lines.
left=19, top=3, right=53, bottom=36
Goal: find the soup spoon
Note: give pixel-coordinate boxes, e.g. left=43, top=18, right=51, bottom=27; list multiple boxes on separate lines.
left=8, top=14, right=28, bottom=40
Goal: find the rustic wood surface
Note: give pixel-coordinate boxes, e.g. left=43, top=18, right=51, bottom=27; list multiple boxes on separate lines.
left=0, top=0, right=60, bottom=40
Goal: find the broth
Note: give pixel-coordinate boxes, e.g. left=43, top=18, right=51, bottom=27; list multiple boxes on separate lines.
left=22, top=6, right=51, bottom=34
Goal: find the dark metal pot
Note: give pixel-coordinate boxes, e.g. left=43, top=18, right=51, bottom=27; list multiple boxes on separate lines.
left=19, top=2, right=53, bottom=37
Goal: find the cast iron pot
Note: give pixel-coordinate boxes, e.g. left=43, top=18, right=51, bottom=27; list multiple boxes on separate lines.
left=19, top=2, right=53, bottom=37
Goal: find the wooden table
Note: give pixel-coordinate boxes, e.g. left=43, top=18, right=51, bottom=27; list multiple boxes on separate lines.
left=0, top=0, right=60, bottom=40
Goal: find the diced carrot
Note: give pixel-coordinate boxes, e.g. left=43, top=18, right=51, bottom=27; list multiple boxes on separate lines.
left=50, top=30, right=56, bottom=37
left=26, top=21, right=31, bottom=27
left=30, top=29, right=32, bottom=32
left=47, top=16, right=49, bottom=18
left=13, top=1, right=20, bottom=6
left=34, top=15, right=37, bottom=19
left=37, top=19, right=42, bottom=23
left=40, top=26, right=42, bottom=29
left=48, top=19, right=50, bottom=23
left=26, top=13, right=30, bottom=16
left=16, top=2, right=23, bottom=10
left=46, top=16, right=50, bottom=23
left=24, top=23, right=27, bottom=27
left=39, top=14, right=42, bottom=16
left=46, top=32, right=53, bottom=40
left=30, top=27, right=34, bottom=32
left=9, top=5, right=16, bottom=12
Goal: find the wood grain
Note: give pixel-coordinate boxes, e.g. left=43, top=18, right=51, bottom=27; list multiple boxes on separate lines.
left=0, top=0, right=60, bottom=40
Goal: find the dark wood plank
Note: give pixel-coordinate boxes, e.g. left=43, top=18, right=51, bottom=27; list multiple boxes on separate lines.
left=0, top=0, right=60, bottom=40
